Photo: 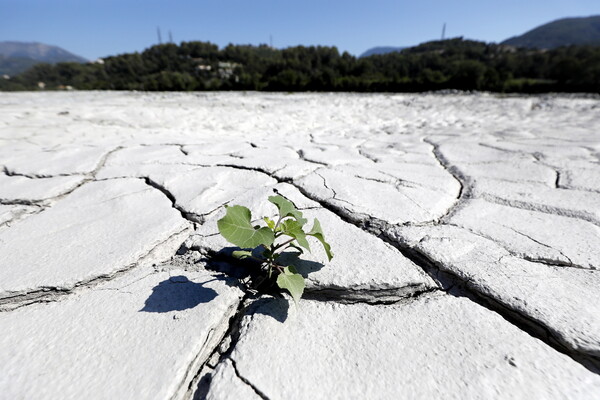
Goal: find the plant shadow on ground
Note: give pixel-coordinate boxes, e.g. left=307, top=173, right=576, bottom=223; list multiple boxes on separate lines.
left=247, top=296, right=291, bottom=323
left=140, top=275, right=228, bottom=313
left=204, top=246, right=324, bottom=322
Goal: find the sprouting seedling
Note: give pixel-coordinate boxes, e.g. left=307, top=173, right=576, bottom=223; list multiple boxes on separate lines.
left=216, top=195, right=333, bottom=305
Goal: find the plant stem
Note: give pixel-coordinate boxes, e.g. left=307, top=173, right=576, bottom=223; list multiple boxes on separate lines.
left=274, top=215, right=283, bottom=230
left=272, top=237, right=295, bottom=252
left=247, top=255, right=267, bottom=263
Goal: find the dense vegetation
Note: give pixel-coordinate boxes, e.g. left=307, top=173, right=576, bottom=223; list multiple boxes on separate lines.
left=360, top=46, right=407, bottom=58
left=1, top=38, right=599, bottom=93
left=0, top=55, right=39, bottom=76
left=503, top=15, right=600, bottom=49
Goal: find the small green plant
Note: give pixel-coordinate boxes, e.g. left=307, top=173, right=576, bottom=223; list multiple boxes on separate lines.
left=216, top=195, right=333, bottom=304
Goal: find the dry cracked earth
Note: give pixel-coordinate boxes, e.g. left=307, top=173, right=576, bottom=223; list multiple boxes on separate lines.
left=1, top=92, right=599, bottom=399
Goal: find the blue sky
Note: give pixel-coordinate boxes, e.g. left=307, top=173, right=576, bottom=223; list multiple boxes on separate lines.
left=2, top=0, right=599, bottom=60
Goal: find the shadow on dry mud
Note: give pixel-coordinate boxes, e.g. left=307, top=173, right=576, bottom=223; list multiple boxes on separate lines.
left=247, top=296, right=290, bottom=323
left=140, top=276, right=219, bottom=313
left=139, top=245, right=322, bottom=323
left=205, top=246, right=324, bottom=296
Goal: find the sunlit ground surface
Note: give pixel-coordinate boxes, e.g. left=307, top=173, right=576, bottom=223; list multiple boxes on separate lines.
left=1, top=92, right=599, bottom=399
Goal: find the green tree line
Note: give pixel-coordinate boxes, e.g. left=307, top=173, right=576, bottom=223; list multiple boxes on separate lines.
left=1, top=38, right=599, bottom=92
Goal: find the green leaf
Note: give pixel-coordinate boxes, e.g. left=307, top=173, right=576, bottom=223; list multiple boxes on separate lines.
left=307, top=218, right=333, bottom=261
left=232, top=250, right=253, bottom=259
left=280, top=219, right=311, bottom=252
left=264, top=217, right=276, bottom=230
left=217, top=205, right=275, bottom=248
left=268, top=195, right=307, bottom=226
left=276, top=265, right=305, bottom=305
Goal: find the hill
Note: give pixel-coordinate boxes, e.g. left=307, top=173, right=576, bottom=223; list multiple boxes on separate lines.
left=360, top=46, right=406, bottom=58
left=0, top=55, right=39, bottom=76
left=502, top=15, right=600, bottom=49
left=0, top=41, right=87, bottom=76
left=0, top=41, right=88, bottom=63
left=1, top=39, right=599, bottom=93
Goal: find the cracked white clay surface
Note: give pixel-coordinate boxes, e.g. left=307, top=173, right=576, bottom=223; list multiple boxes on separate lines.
left=0, top=92, right=599, bottom=400
left=0, top=268, right=244, bottom=400
left=205, top=294, right=600, bottom=400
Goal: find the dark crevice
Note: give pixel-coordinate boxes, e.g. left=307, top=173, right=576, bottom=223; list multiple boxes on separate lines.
left=531, top=152, right=567, bottom=189
left=314, top=171, right=359, bottom=211
left=220, top=358, right=269, bottom=400
left=138, top=142, right=190, bottom=156
left=386, top=236, right=600, bottom=373
left=0, top=205, right=44, bottom=229
left=0, top=286, right=71, bottom=311
left=304, top=285, right=439, bottom=305
left=2, top=146, right=125, bottom=206
left=186, top=295, right=248, bottom=399
left=351, top=172, right=422, bottom=192
left=214, top=163, right=277, bottom=177
left=169, top=328, right=216, bottom=400
left=178, top=144, right=189, bottom=156
left=446, top=222, right=589, bottom=270
left=296, top=149, right=328, bottom=166
left=3, top=165, right=32, bottom=178
left=285, top=175, right=600, bottom=371
left=11, top=176, right=94, bottom=205
left=142, top=177, right=202, bottom=226
left=1, top=171, right=91, bottom=206
left=560, top=183, right=600, bottom=195
left=0, top=226, right=190, bottom=311
left=3, top=146, right=123, bottom=180
left=381, top=170, right=427, bottom=190
left=357, top=148, right=380, bottom=163
left=187, top=162, right=445, bottom=397
left=479, top=193, right=600, bottom=227
left=92, top=146, right=125, bottom=177
left=202, top=242, right=435, bottom=306
left=463, top=290, right=600, bottom=374
left=520, top=255, right=592, bottom=270
left=477, top=142, right=521, bottom=155
left=3, top=168, right=81, bottom=179
left=181, top=161, right=599, bottom=381
left=0, top=198, right=43, bottom=206
left=422, top=137, right=469, bottom=223
left=478, top=141, right=567, bottom=192
left=229, top=358, right=271, bottom=400
left=191, top=294, right=256, bottom=399
left=202, top=248, right=289, bottom=299
left=503, top=225, right=578, bottom=268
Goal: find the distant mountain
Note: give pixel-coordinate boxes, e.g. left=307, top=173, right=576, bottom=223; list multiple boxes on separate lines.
left=0, top=41, right=87, bottom=76
left=360, top=46, right=407, bottom=58
left=502, top=15, right=600, bottom=49
left=0, top=41, right=87, bottom=63
left=0, top=55, right=39, bottom=76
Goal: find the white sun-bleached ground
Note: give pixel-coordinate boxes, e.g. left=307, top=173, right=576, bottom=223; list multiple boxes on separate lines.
left=1, top=92, right=599, bottom=399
